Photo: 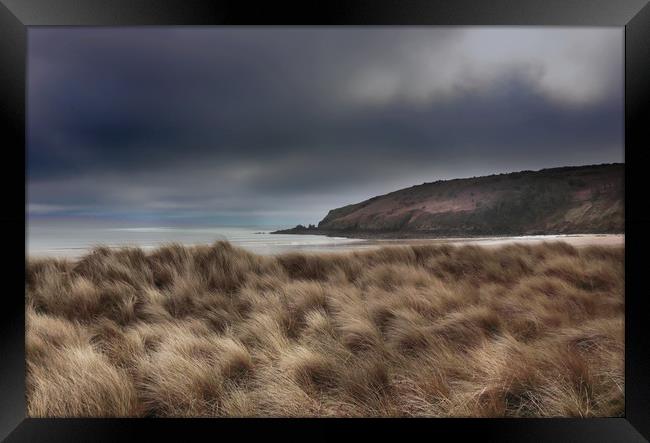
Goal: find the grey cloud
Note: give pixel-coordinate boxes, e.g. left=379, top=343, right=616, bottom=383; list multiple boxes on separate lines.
left=27, top=27, right=623, bottom=225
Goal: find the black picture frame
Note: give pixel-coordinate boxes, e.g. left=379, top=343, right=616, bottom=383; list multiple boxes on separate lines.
left=2, top=0, right=649, bottom=441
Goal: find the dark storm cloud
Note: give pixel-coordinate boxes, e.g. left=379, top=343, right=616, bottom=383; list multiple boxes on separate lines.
left=27, top=27, right=623, bottom=224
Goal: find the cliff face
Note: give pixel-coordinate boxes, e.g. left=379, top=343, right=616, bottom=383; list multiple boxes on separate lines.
left=317, top=164, right=624, bottom=236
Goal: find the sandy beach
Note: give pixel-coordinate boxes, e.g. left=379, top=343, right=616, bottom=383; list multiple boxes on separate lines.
left=330, top=233, right=625, bottom=252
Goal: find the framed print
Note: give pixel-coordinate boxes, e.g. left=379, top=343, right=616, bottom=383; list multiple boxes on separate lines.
left=1, top=0, right=650, bottom=441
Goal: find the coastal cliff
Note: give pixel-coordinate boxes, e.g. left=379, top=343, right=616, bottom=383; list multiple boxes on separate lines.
left=275, top=163, right=624, bottom=238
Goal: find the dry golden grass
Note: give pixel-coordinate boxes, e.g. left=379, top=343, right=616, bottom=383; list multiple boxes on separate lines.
left=26, top=241, right=624, bottom=417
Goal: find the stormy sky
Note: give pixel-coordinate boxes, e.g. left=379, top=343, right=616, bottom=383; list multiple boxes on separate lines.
left=27, top=27, right=623, bottom=227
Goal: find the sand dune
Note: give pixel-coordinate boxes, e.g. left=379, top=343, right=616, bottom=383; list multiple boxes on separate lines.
left=26, top=241, right=623, bottom=417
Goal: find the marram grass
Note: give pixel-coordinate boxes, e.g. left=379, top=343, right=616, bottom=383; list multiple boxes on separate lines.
left=26, top=241, right=624, bottom=417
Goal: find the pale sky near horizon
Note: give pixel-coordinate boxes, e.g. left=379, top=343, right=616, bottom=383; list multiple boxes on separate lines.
left=28, top=27, right=623, bottom=227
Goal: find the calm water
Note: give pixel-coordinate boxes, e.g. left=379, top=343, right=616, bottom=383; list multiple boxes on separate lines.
left=27, top=220, right=623, bottom=258
left=27, top=221, right=368, bottom=258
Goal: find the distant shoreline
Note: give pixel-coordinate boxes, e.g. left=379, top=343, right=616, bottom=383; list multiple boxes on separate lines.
left=271, top=227, right=625, bottom=240
left=269, top=232, right=625, bottom=249
left=28, top=233, right=625, bottom=260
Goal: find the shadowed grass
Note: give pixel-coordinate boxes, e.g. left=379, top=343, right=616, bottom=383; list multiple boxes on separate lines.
left=26, top=241, right=623, bottom=417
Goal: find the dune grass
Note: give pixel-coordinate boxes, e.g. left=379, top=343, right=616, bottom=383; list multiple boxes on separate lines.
left=26, top=241, right=624, bottom=417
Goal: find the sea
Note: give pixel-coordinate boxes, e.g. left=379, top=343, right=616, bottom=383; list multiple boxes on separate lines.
left=26, top=219, right=624, bottom=259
